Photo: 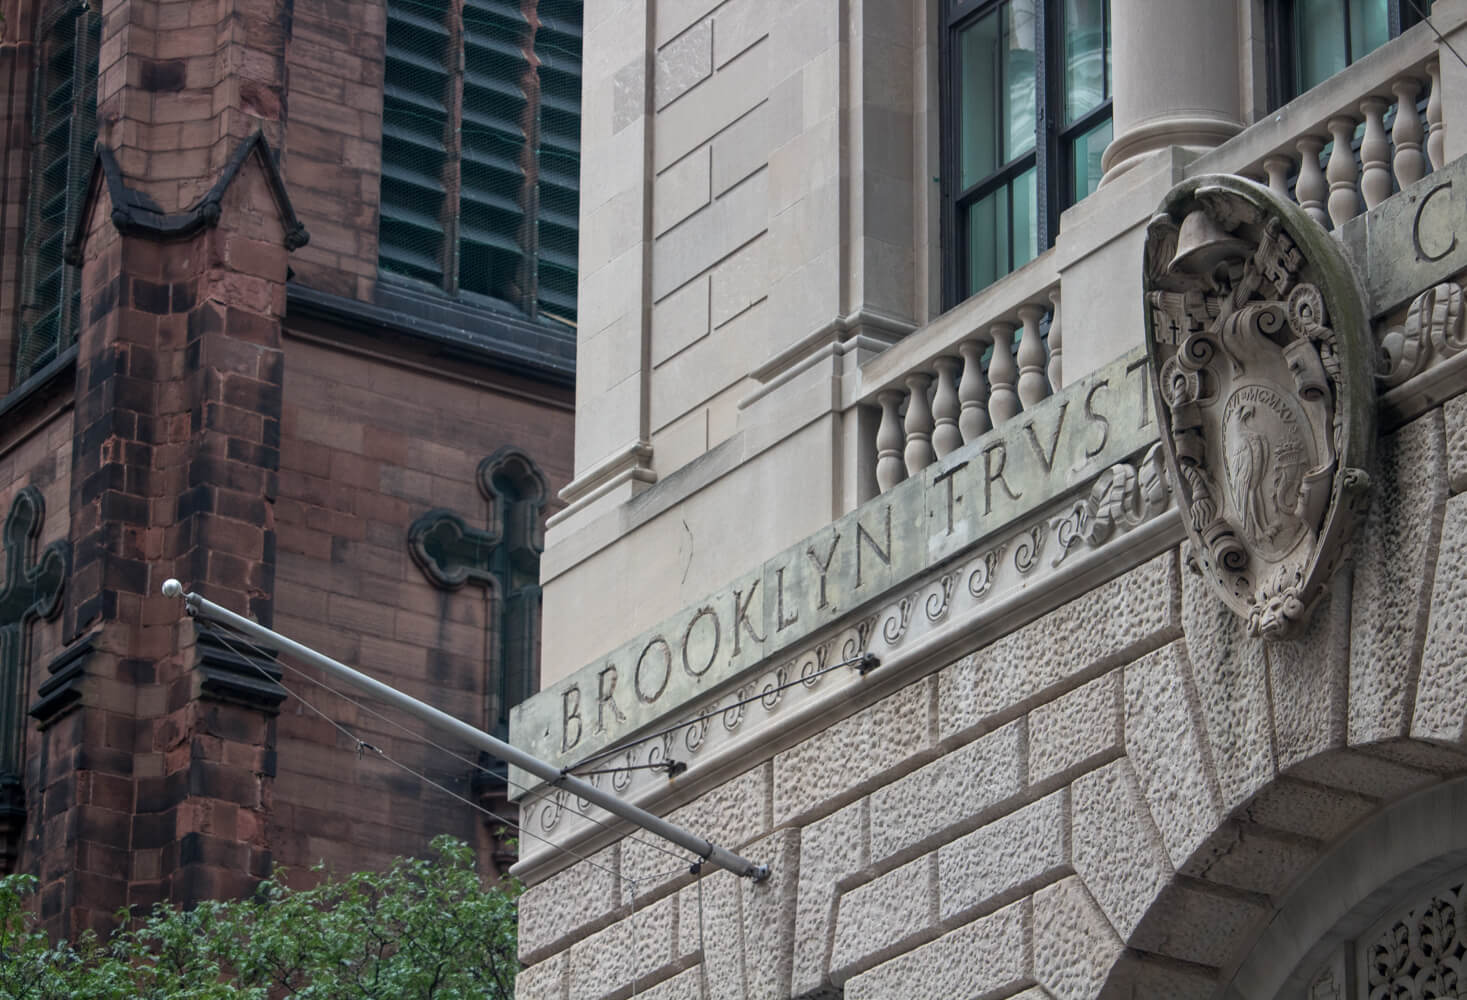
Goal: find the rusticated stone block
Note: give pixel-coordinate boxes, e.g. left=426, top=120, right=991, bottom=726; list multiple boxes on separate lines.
left=1071, top=757, right=1171, bottom=941
left=844, top=899, right=1027, bottom=1000
left=1124, top=642, right=1223, bottom=869
left=738, top=830, right=799, bottom=999
left=1129, top=880, right=1268, bottom=967
left=566, top=891, right=685, bottom=1000
left=514, top=952, right=568, bottom=1000
left=1180, top=559, right=1275, bottom=812
left=623, top=764, right=771, bottom=891
left=1351, top=411, right=1446, bottom=745
left=1238, top=778, right=1374, bottom=841
left=937, top=789, right=1067, bottom=924
left=791, top=798, right=868, bottom=996
left=1180, top=822, right=1316, bottom=896
left=1443, top=392, right=1467, bottom=493
left=868, top=719, right=1023, bottom=865
left=680, top=869, right=742, bottom=1000
left=1270, top=572, right=1351, bottom=770
left=938, top=552, right=1179, bottom=744
left=828, top=853, right=938, bottom=983
left=636, top=966, right=704, bottom=999
left=1415, top=492, right=1467, bottom=743
left=773, top=677, right=935, bottom=826
left=518, top=845, right=624, bottom=964
left=1028, top=671, right=1122, bottom=784
left=1033, top=876, right=1123, bottom=1000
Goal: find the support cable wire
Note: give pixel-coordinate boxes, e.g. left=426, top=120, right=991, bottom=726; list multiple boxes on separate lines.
left=169, top=581, right=769, bottom=879
left=563, top=651, right=880, bottom=776
left=1406, top=0, right=1467, bottom=71
left=200, top=622, right=695, bottom=874
left=198, top=625, right=652, bottom=886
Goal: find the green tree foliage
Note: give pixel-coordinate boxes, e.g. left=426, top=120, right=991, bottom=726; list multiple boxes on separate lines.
left=0, top=836, right=519, bottom=1000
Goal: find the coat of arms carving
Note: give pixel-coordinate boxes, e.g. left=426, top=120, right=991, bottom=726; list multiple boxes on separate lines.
left=1143, top=175, right=1374, bottom=639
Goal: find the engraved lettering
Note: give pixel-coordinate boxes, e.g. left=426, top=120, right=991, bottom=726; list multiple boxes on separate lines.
left=806, top=533, right=840, bottom=610
left=732, top=579, right=766, bottom=655
left=1126, top=356, right=1152, bottom=428
left=1022, top=401, right=1068, bottom=474
left=595, top=664, right=627, bottom=733
left=1414, top=181, right=1458, bottom=263
left=855, top=505, right=892, bottom=588
left=634, top=636, right=672, bottom=703
left=681, top=606, right=721, bottom=677
left=561, top=686, right=583, bottom=753
left=1083, top=379, right=1112, bottom=456
left=933, top=461, right=968, bottom=535
left=982, top=442, right=1022, bottom=514
left=775, top=566, right=799, bottom=631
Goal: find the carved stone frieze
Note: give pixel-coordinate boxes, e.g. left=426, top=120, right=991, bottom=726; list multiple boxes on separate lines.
left=1378, top=281, right=1466, bottom=387
left=1144, top=175, right=1375, bottom=639
left=516, top=450, right=1176, bottom=856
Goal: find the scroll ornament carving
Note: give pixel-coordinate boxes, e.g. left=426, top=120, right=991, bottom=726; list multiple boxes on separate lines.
left=1378, top=281, right=1466, bottom=386
left=1051, top=443, right=1169, bottom=567
left=1143, top=175, right=1375, bottom=640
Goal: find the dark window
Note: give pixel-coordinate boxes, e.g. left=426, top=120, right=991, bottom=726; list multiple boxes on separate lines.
left=943, top=0, right=1111, bottom=306
left=378, top=0, right=581, bottom=325
left=1270, top=0, right=1433, bottom=106
left=15, top=2, right=100, bottom=383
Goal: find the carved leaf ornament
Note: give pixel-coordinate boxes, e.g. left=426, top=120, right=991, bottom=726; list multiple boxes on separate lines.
left=1143, top=175, right=1374, bottom=639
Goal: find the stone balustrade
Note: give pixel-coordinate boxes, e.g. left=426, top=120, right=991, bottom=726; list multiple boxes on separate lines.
left=1204, top=24, right=1446, bottom=232
left=860, top=280, right=1062, bottom=494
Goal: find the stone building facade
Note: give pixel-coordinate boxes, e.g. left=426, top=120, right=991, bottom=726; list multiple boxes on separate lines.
left=0, top=0, right=579, bottom=937
left=512, top=0, right=1467, bottom=997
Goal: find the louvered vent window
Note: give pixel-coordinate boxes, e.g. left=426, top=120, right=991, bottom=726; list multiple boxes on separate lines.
left=379, top=0, right=581, bottom=327
left=15, top=2, right=100, bottom=383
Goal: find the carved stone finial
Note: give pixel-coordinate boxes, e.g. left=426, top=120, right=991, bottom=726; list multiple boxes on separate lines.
left=1143, top=174, right=1374, bottom=640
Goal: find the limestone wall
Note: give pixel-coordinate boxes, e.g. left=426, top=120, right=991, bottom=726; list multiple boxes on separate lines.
left=513, top=382, right=1467, bottom=999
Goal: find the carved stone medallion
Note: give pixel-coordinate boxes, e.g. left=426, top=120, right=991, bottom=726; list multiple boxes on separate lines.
left=1143, top=175, right=1374, bottom=639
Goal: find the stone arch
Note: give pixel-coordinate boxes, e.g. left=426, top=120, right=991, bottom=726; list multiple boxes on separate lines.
left=1080, top=407, right=1467, bottom=998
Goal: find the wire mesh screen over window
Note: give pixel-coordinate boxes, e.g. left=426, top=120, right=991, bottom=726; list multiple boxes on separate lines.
left=379, top=0, right=582, bottom=327
left=16, top=3, right=100, bottom=383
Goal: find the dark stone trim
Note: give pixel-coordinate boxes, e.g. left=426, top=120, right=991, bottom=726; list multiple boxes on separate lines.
left=287, top=281, right=576, bottom=387
left=194, top=624, right=287, bottom=713
left=66, top=130, right=309, bottom=265
left=0, top=345, right=78, bottom=428
left=29, top=633, right=95, bottom=729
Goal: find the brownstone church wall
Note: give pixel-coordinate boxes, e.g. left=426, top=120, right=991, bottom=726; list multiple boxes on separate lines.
left=269, top=331, right=572, bottom=880
left=0, top=0, right=578, bottom=938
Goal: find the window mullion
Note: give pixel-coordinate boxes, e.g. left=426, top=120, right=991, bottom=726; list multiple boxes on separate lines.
left=444, top=0, right=466, bottom=297
left=1035, top=0, right=1057, bottom=252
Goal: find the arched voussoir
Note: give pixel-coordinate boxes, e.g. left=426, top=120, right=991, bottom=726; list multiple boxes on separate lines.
left=1093, top=746, right=1467, bottom=1000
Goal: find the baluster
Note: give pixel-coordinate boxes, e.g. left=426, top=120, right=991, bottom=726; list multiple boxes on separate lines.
left=1359, top=98, right=1391, bottom=209
left=957, top=338, right=991, bottom=444
left=931, top=357, right=963, bottom=459
left=1426, top=58, right=1444, bottom=171
left=1046, top=289, right=1063, bottom=392
left=1016, top=303, right=1050, bottom=408
left=903, top=373, right=935, bottom=476
left=1326, top=115, right=1360, bottom=227
left=1391, top=76, right=1424, bottom=188
left=875, top=390, right=906, bottom=492
left=1262, top=153, right=1293, bottom=201
left=1296, top=135, right=1329, bottom=226
left=987, top=322, right=1019, bottom=427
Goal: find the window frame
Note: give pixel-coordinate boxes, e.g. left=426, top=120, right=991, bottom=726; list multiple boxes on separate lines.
left=376, top=0, right=581, bottom=326
left=939, top=0, right=1112, bottom=310
left=1266, top=0, right=1431, bottom=109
